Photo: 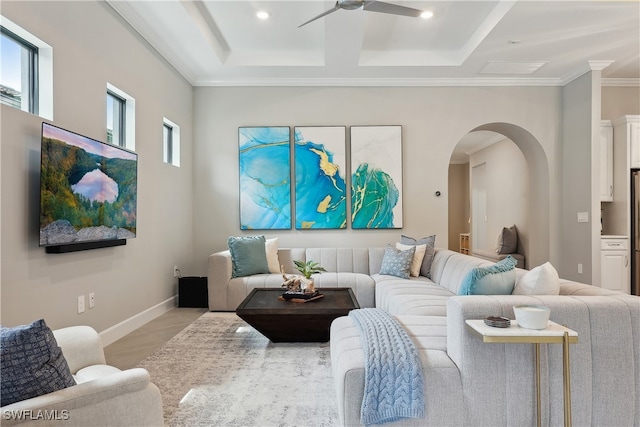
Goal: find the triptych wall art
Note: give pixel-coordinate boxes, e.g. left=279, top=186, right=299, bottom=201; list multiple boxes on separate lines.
left=238, top=125, right=402, bottom=230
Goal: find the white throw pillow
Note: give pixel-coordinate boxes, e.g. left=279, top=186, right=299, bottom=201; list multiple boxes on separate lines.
left=512, top=262, right=560, bottom=295
left=396, top=242, right=427, bottom=277
left=265, top=238, right=280, bottom=274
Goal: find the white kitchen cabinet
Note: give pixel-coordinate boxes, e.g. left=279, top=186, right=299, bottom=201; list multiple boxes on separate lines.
left=600, top=120, right=613, bottom=202
left=601, top=237, right=629, bottom=293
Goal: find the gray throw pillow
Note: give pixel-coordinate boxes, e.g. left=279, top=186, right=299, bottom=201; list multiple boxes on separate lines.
left=496, top=225, right=518, bottom=254
left=0, top=319, right=76, bottom=406
left=228, top=235, right=269, bottom=278
left=379, top=245, right=415, bottom=279
left=400, top=234, right=436, bottom=278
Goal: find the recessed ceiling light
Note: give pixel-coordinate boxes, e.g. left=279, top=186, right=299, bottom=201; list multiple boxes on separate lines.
left=420, top=11, right=434, bottom=19
left=256, top=10, right=270, bottom=20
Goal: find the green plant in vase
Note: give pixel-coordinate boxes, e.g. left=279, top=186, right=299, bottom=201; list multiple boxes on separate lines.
left=283, top=259, right=324, bottom=294
left=293, top=260, right=326, bottom=279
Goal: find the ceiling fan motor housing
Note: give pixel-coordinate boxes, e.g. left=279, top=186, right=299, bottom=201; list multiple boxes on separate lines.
left=339, top=0, right=365, bottom=10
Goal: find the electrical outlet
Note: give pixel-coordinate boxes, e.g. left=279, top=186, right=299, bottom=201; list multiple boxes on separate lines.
left=578, top=263, right=583, bottom=274
left=77, top=295, right=85, bottom=314
left=89, top=292, right=95, bottom=309
left=174, top=266, right=179, bottom=278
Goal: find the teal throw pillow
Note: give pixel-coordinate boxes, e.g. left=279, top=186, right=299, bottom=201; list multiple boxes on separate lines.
left=0, top=319, right=76, bottom=406
left=228, top=235, right=269, bottom=278
left=458, top=255, right=517, bottom=295
left=400, top=234, right=436, bottom=278
left=379, top=245, right=415, bottom=279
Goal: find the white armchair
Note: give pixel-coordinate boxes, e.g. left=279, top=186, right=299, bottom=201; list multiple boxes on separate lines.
left=1, top=326, right=164, bottom=426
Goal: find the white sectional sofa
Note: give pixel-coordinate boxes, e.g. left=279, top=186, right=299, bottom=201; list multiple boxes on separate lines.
left=207, top=246, right=640, bottom=426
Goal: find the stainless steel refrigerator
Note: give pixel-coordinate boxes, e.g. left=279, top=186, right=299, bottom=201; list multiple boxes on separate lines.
left=633, top=170, right=640, bottom=296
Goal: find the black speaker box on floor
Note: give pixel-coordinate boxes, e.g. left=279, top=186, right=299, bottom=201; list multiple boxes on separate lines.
left=178, top=276, right=208, bottom=308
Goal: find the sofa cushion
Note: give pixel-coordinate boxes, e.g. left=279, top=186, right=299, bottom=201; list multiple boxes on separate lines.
left=228, top=235, right=269, bottom=278
left=0, top=319, right=76, bottom=406
left=513, top=262, right=560, bottom=295
left=379, top=245, right=415, bottom=279
left=396, top=242, right=426, bottom=277
left=401, top=235, right=436, bottom=278
left=458, top=256, right=517, bottom=295
left=265, top=237, right=280, bottom=273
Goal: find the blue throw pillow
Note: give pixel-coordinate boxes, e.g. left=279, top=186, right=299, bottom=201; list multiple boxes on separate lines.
left=458, top=256, right=517, bottom=295
left=1, top=319, right=76, bottom=406
left=379, top=245, right=415, bottom=279
left=228, top=235, right=269, bottom=278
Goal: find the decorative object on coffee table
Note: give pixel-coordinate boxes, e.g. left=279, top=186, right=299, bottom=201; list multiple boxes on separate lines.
left=281, top=259, right=326, bottom=295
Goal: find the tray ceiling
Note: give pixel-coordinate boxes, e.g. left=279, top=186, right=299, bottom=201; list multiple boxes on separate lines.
left=107, top=0, right=640, bottom=86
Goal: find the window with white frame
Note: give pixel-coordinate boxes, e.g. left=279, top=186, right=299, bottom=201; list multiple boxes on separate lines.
left=0, top=16, right=53, bottom=119
left=163, top=117, right=180, bottom=167
left=106, top=83, right=135, bottom=151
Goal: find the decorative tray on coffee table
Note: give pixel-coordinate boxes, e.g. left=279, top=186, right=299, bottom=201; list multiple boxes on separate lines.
left=278, top=291, right=324, bottom=303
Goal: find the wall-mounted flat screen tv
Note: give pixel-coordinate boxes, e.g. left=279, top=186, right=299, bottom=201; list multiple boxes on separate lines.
left=39, top=123, right=137, bottom=251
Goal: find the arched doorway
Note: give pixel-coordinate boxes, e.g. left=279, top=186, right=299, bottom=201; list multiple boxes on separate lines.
left=448, top=123, right=550, bottom=268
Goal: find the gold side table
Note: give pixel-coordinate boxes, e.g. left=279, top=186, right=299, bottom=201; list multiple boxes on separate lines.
left=466, top=319, right=578, bottom=427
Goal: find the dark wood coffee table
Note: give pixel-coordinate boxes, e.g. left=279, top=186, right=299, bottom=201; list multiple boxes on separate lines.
left=236, top=288, right=360, bottom=342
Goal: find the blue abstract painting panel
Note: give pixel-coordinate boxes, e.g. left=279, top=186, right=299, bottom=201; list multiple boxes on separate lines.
left=294, top=127, right=347, bottom=229
left=350, top=126, right=403, bottom=229
left=239, top=127, right=291, bottom=229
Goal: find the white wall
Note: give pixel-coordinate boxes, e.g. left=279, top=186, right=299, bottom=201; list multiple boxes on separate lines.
left=0, top=1, right=194, bottom=338
left=469, top=139, right=528, bottom=260
left=193, top=86, right=563, bottom=271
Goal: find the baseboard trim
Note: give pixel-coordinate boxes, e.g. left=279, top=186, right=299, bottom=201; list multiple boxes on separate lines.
left=99, top=295, right=177, bottom=346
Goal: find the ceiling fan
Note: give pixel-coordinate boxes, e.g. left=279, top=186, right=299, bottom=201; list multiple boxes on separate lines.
left=299, top=0, right=425, bottom=27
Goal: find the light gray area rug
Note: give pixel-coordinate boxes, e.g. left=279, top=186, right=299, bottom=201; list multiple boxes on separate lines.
left=137, top=312, right=339, bottom=427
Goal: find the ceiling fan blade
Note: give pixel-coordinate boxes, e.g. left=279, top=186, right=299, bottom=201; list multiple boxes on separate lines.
left=299, top=2, right=341, bottom=27
left=363, top=0, right=423, bottom=17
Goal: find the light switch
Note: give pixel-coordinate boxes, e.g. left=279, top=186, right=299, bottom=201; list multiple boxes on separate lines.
left=577, top=212, right=589, bottom=223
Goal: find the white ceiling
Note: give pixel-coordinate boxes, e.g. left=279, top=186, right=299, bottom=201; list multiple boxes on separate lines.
left=107, top=0, right=640, bottom=87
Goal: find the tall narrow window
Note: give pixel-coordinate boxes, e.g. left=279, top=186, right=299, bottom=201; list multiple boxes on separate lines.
left=163, top=123, right=173, bottom=164
left=0, top=16, right=52, bottom=119
left=1, top=26, right=38, bottom=113
left=106, top=83, right=135, bottom=150
left=163, top=117, right=181, bottom=167
left=107, top=90, right=126, bottom=147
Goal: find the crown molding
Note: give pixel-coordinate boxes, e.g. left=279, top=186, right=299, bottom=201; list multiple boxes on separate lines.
left=194, top=77, right=568, bottom=87
left=105, top=0, right=197, bottom=85
left=602, top=78, right=640, bottom=87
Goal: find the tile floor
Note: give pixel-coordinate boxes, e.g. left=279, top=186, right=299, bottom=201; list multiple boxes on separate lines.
left=103, top=307, right=207, bottom=370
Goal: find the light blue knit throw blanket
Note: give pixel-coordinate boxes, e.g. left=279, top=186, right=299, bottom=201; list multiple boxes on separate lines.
left=349, top=308, right=425, bottom=425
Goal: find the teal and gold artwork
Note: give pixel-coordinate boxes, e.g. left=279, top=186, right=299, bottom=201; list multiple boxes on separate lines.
left=350, top=126, right=403, bottom=229
left=239, top=127, right=291, bottom=230
left=294, top=127, right=346, bottom=229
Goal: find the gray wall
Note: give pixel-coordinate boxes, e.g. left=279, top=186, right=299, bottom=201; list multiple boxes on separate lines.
left=448, top=164, right=469, bottom=251
left=561, top=71, right=602, bottom=283
left=193, top=86, right=563, bottom=271
left=0, top=1, right=194, bottom=334
left=602, top=86, right=640, bottom=119
left=469, top=139, right=529, bottom=261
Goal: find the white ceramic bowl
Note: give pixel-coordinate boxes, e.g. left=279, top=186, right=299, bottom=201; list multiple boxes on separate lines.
left=514, top=305, right=550, bottom=330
